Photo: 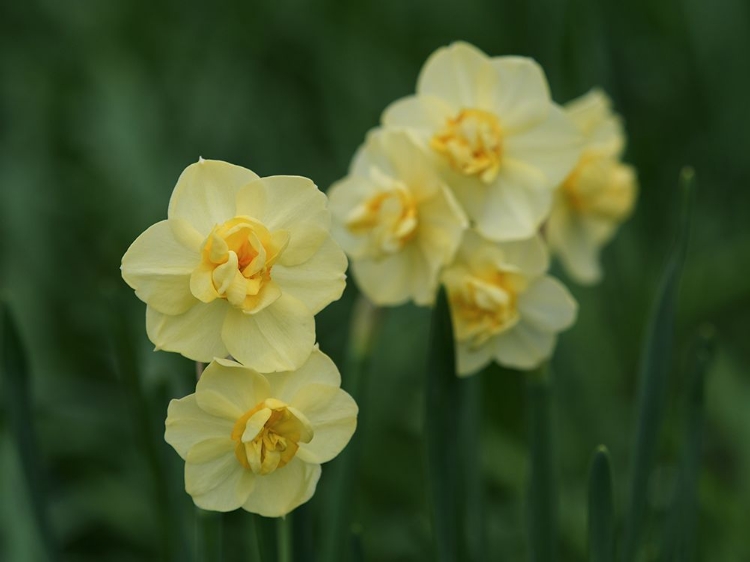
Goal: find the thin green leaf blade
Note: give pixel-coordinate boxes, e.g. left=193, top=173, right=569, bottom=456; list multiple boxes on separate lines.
left=588, top=446, right=615, bottom=562
left=425, top=287, right=459, bottom=562
left=621, top=168, right=697, bottom=562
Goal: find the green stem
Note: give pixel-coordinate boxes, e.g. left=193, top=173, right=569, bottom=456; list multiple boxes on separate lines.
left=588, top=446, right=615, bottom=562
left=196, top=510, right=222, bottom=562
left=277, top=516, right=292, bottom=562
left=320, top=294, right=381, bottom=562
left=526, top=364, right=557, bottom=562
left=458, top=374, right=484, bottom=561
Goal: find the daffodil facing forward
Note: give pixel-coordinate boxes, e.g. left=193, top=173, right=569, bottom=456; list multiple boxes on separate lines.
left=164, top=348, right=357, bottom=517
left=443, top=231, right=577, bottom=375
left=383, top=41, right=582, bottom=241
left=546, top=89, right=638, bottom=284
left=121, top=159, right=347, bottom=372
left=328, top=129, right=467, bottom=306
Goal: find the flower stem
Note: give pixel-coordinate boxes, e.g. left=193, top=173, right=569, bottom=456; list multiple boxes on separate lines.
left=277, top=515, right=292, bottom=562
left=196, top=509, right=222, bottom=562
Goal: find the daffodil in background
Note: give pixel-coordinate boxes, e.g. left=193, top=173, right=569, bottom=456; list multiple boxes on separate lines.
left=382, top=41, right=582, bottom=242
left=442, top=230, right=577, bottom=375
left=328, top=128, right=467, bottom=306
left=164, top=348, right=357, bottom=517
left=121, top=159, right=347, bottom=373
left=546, top=89, right=638, bottom=284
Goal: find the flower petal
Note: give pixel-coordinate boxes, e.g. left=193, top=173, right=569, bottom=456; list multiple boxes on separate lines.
left=504, top=105, right=582, bottom=187
left=472, top=160, right=552, bottom=241
left=518, top=276, right=578, bottom=332
left=237, top=176, right=330, bottom=266
left=146, top=300, right=228, bottom=362
left=187, top=454, right=256, bottom=512
left=184, top=445, right=238, bottom=497
left=195, top=359, right=271, bottom=421
left=488, top=56, right=551, bottom=132
left=270, top=236, right=347, bottom=315
left=168, top=159, right=259, bottom=236
left=417, top=41, right=492, bottom=108
left=221, top=293, right=315, bottom=373
left=292, top=384, right=358, bottom=464
left=493, top=322, right=556, bottom=370
left=266, top=348, right=342, bottom=405
left=241, top=457, right=321, bottom=517
left=164, top=395, right=234, bottom=459
left=381, top=95, right=453, bottom=132
left=351, top=244, right=431, bottom=306
left=496, top=235, right=549, bottom=277
left=121, top=219, right=201, bottom=315
left=456, top=339, right=495, bottom=377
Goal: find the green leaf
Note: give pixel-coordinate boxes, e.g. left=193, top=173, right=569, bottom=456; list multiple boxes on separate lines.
left=196, top=509, right=223, bottom=562
left=425, top=286, right=460, bottom=562
left=458, top=374, right=485, bottom=562
left=620, top=168, right=697, bottom=562
left=1, top=302, right=58, bottom=561
left=588, top=446, right=615, bottom=562
left=526, top=365, right=557, bottom=562
left=661, top=325, right=716, bottom=562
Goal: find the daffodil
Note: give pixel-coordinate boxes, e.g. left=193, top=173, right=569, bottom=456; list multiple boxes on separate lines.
left=546, top=89, right=638, bottom=284
left=328, top=128, right=467, bottom=306
left=382, top=41, right=582, bottom=242
left=442, top=230, right=577, bottom=375
left=121, top=159, right=347, bottom=372
left=164, top=348, right=357, bottom=517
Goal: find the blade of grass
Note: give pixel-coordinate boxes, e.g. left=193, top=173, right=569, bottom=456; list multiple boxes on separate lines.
left=620, top=168, right=697, bottom=562
left=526, top=364, right=557, bottom=562
left=320, top=294, right=381, bottom=562
left=661, top=325, right=716, bottom=562
left=588, top=446, right=615, bottom=562
left=458, top=373, right=485, bottom=561
left=1, top=302, right=58, bottom=562
left=425, top=286, right=459, bottom=562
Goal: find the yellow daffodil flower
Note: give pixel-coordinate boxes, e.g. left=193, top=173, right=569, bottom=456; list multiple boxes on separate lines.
left=443, top=230, right=577, bottom=375
left=328, top=128, right=468, bottom=306
left=164, top=348, right=357, bottom=517
left=546, top=89, right=638, bottom=284
left=121, top=159, right=347, bottom=372
left=382, top=41, right=582, bottom=242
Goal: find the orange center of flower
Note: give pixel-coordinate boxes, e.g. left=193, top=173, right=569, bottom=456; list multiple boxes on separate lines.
left=231, top=398, right=313, bottom=475
left=561, top=153, right=635, bottom=220
left=345, top=177, right=418, bottom=258
left=431, top=109, right=504, bottom=183
left=190, top=216, right=289, bottom=313
left=448, top=270, right=527, bottom=348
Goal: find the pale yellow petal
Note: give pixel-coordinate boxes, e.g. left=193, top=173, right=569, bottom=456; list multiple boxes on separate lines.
left=266, top=348, right=341, bottom=404
left=565, top=88, right=624, bottom=156
left=328, top=176, right=378, bottom=259
left=417, top=41, right=492, bottom=108
left=488, top=56, right=551, bottom=132
left=292, top=384, right=358, bottom=464
left=504, top=104, right=582, bottom=187
left=493, top=322, right=556, bottom=370
left=351, top=244, right=430, bottom=306
left=146, top=300, right=228, bottom=362
left=168, top=159, right=259, bottom=235
left=221, top=293, right=315, bottom=373
left=195, top=359, right=271, bottom=421
left=241, top=457, right=321, bottom=517
left=495, top=235, right=549, bottom=277
left=546, top=206, right=605, bottom=284
left=518, top=276, right=578, bottom=332
left=237, top=176, right=330, bottom=266
left=456, top=339, right=494, bottom=377
left=164, top=395, right=234, bottom=459
left=121, top=219, right=201, bottom=315
left=187, top=454, right=255, bottom=512
left=415, top=184, right=468, bottom=274
left=472, top=160, right=552, bottom=241
left=381, top=95, right=453, bottom=132
left=184, top=447, right=238, bottom=497
left=270, top=236, right=347, bottom=315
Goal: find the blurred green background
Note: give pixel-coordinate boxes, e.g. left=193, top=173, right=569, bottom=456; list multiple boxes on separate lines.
left=1, top=0, right=749, bottom=560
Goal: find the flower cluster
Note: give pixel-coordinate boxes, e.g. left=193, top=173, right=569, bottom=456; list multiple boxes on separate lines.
left=330, top=42, right=637, bottom=375
left=122, top=159, right=356, bottom=516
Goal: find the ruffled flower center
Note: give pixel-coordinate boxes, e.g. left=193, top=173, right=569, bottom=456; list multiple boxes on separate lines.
left=562, top=154, right=635, bottom=220
left=449, top=270, right=527, bottom=348
left=431, top=109, right=504, bottom=183
left=231, top=398, right=313, bottom=475
left=191, top=216, right=289, bottom=313
left=345, top=170, right=418, bottom=258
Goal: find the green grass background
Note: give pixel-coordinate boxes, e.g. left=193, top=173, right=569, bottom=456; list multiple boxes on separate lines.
left=1, top=0, right=749, bottom=560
